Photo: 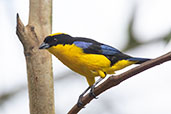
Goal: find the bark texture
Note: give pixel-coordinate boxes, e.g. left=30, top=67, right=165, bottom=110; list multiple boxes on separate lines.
left=16, top=0, right=55, bottom=114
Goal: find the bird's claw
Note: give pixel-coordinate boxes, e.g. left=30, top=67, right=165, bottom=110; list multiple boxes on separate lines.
left=77, top=101, right=84, bottom=108
left=89, top=86, right=98, bottom=99
left=77, top=95, right=85, bottom=108
left=89, top=91, right=98, bottom=99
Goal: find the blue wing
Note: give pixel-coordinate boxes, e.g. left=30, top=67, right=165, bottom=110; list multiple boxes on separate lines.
left=72, top=39, right=150, bottom=66
left=100, top=44, right=121, bottom=55
left=73, top=40, right=121, bottom=55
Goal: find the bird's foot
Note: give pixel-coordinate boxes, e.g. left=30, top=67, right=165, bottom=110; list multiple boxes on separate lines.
left=77, top=94, right=85, bottom=108
left=89, top=85, right=98, bottom=99
left=77, top=86, right=91, bottom=107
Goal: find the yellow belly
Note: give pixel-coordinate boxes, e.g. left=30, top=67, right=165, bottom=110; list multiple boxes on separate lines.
left=47, top=44, right=136, bottom=86
left=47, top=44, right=112, bottom=77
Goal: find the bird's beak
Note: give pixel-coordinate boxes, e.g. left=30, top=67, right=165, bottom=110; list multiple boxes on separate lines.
left=39, top=42, right=50, bottom=49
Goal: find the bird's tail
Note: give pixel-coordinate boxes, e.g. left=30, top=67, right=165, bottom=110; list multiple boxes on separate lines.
left=128, top=57, right=151, bottom=64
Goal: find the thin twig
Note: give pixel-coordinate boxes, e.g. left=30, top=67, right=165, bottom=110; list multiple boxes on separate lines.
left=68, top=51, right=171, bottom=114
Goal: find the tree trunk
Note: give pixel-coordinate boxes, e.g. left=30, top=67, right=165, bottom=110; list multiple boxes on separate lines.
left=16, top=0, right=55, bottom=114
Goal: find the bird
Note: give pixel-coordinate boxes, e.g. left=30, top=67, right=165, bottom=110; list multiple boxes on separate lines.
left=39, top=33, right=151, bottom=107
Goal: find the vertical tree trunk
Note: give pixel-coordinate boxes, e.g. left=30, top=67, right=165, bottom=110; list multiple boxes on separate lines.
left=16, top=0, right=55, bottom=114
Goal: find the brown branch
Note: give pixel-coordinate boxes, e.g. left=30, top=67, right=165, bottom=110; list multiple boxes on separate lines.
left=68, top=52, right=171, bottom=114
left=16, top=0, right=54, bottom=114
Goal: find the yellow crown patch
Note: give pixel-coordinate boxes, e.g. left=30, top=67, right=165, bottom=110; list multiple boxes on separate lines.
left=49, top=32, right=67, bottom=36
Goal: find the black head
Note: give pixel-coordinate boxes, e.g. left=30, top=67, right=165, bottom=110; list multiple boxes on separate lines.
left=39, top=33, right=74, bottom=49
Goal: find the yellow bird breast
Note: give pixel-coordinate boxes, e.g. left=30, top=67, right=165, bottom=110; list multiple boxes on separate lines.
left=47, top=44, right=112, bottom=77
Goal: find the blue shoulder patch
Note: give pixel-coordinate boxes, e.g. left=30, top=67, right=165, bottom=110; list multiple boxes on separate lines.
left=100, top=45, right=120, bottom=55
left=73, top=41, right=92, bottom=49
